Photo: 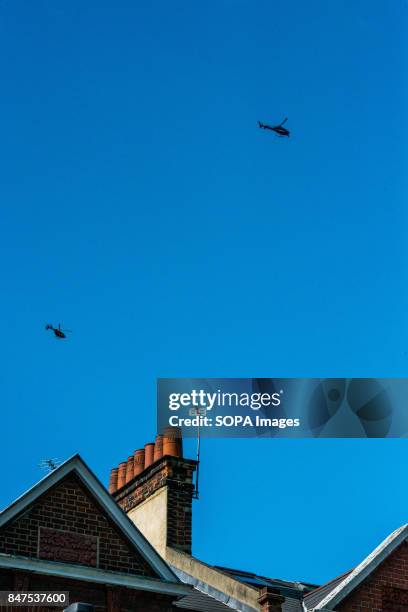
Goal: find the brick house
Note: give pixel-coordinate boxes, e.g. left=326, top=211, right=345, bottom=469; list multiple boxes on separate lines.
left=0, top=455, right=193, bottom=611
left=108, top=431, right=408, bottom=612
left=0, top=431, right=407, bottom=611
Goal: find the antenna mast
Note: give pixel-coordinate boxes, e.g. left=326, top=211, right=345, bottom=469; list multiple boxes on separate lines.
left=191, top=407, right=205, bottom=499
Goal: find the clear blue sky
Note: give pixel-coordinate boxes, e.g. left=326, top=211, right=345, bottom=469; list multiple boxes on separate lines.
left=1, top=0, right=407, bottom=586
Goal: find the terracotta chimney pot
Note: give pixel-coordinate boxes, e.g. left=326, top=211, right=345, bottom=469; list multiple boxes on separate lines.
left=163, top=426, right=183, bottom=458
left=125, top=455, right=134, bottom=483
left=109, top=467, right=119, bottom=493
left=133, top=449, right=145, bottom=476
left=117, top=462, right=127, bottom=489
left=153, top=434, right=164, bottom=461
left=144, top=443, right=155, bottom=469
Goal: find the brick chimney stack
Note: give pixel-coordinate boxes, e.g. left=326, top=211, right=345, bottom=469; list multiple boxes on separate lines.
left=258, top=587, right=285, bottom=612
left=109, top=428, right=197, bottom=556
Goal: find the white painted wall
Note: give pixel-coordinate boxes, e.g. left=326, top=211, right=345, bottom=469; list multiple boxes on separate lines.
left=127, top=487, right=168, bottom=556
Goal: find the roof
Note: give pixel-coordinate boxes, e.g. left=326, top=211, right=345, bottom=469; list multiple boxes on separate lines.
left=0, top=454, right=185, bottom=592
left=166, top=545, right=319, bottom=612
left=302, top=571, right=352, bottom=611
left=174, top=521, right=408, bottom=612
left=303, top=524, right=408, bottom=610
left=214, top=566, right=317, bottom=612
left=175, top=586, right=245, bottom=611
left=215, top=566, right=317, bottom=600
left=171, top=563, right=258, bottom=612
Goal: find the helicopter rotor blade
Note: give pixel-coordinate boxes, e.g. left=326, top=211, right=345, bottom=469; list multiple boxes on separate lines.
left=280, top=117, right=288, bottom=126
left=61, top=329, right=72, bottom=333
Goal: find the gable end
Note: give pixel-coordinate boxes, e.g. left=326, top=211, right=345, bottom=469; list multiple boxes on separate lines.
left=0, top=473, right=157, bottom=578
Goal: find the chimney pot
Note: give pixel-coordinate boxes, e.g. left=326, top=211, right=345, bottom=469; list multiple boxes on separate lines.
left=144, top=443, right=155, bottom=469
left=117, top=462, right=127, bottom=489
left=112, top=435, right=197, bottom=556
left=133, top=449, right=145, bottom=476
left=163, top=426, right=183, bottom=458
left=109, top=467, right=119, bottom=493
left=153, top=434, right=163, bottom=461
left=125, top=455, right=134, bottom=483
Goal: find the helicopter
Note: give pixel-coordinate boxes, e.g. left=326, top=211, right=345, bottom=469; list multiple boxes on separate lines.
left=45, top=323, right=72, bottom=339
left=258, top=117, right=290, bottom=137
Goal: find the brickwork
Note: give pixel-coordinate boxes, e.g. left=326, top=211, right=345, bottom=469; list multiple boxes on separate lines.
left=114, top=456, right=197, bottom=554
left=258, top=586, right=284, bottom=612
left=336, top=540, right=408, bottom=612
left=0, top=570, right=179, bottom=612
left=0, top=474, right=156, bottom=577
left=166, top=476, right=193, bottom=553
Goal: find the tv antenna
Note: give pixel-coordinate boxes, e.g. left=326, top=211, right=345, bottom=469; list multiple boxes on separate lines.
left=39, top=458, right=61, bottom=473
left=189, top=407, right=206, bottom=499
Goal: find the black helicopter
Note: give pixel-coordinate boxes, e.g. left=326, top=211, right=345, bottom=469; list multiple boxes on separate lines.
left=258, top=117, right=290, bottom=137
left=45, top=323, right=72, bottom=339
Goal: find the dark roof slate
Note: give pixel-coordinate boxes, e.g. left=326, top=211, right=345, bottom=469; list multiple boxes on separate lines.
left=303, top=570, right=352, bottom=610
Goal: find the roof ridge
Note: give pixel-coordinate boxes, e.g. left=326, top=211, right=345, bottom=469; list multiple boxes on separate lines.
left=304, top=569, right=353, bottom=599
left=310, top=524, right=408, bottom=611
